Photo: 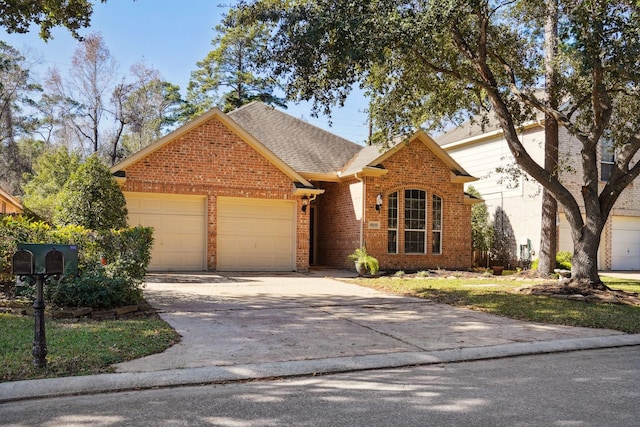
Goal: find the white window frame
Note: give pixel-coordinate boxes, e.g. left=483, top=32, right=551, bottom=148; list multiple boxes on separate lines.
left=432, top=194, right=442, bottom=254
left=387, top=192, right=398, bottom=254
left=600, top=139, right=615, bottom=181
left=404, top=189, right=426, bottom=254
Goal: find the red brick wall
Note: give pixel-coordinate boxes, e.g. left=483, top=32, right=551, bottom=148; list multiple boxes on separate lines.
left=316, top=179, right=362, bottom=267
left=121, top=117, right=308, bottom=271
left=316, top=140, right=472, bottom=271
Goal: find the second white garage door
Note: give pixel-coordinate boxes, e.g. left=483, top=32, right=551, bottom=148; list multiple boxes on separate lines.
left=126, top=192, right=207, bottom=271
left=217, top=197, right=296, bottom=271
left=612, top=216, right=640, bottom=270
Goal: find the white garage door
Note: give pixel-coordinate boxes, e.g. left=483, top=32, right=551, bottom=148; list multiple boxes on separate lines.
left=217, top=197, right=295, bottom=271
left=126, top=192, right=206, bottom=271
left=612, top=216, right=640, bottom=270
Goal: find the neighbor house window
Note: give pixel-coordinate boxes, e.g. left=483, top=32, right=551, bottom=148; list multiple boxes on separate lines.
left=601, top=139, right=615, bottom=181
left=404, top=189, right=426, bottom=253
left=388, top=192, right=398, bottom=253
left=432, top=195, right=442, bottom=254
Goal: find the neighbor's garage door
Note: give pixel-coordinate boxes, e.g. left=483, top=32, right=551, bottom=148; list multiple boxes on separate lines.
left=126, top=192, right=206, bottom=271
left=612, top=216, right=640, bottom=270
left=217, top=197, right=295, bottom=271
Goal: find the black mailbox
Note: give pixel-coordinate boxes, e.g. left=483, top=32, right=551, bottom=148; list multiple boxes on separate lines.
left=45, top=249, right=64, bottom=275
left=12, top=249, right=34, bottom=275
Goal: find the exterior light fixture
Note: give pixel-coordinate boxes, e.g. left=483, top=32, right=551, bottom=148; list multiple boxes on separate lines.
left=375, top=194, right=383, bottom=211
left=301, top=196, right=309, bottom=213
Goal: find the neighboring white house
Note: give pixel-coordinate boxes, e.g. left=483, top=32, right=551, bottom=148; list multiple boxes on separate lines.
left=437, top=116, right=640, bottom=271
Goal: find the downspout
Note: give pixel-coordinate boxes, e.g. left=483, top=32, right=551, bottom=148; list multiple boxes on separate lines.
left=355, top=172, right=365, bottom=248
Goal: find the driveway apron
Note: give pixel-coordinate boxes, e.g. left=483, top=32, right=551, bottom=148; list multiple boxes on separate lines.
left=115, top=271, right=623, bottom=373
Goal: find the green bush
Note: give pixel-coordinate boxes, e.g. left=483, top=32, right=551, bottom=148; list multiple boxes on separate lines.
left=555, top=251, right=572, bottom=270
left=531, top=251, right=573, bottom=271
left=45, top=266, right=143, bottom=309
left=100, top=227, right=154, bottom=282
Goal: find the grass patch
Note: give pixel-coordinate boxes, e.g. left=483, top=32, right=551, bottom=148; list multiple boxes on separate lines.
left=0, top=314, right=179, bottom=382
left=352, top=275, right=640, bottom=334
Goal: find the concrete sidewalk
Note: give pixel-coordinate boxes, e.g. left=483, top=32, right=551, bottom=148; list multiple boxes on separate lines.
left=2, top=270, right=639, bottom=403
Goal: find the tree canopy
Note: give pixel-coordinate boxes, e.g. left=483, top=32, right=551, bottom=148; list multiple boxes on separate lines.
left=185, top=10, right=285, bottom=117
left=22, top=146, right=81, bottom=220
left=0, top=0, right=107, bottom=41
left=54, top=155, right=127, bottom=230
left=236, top=0, right=640, bottom=287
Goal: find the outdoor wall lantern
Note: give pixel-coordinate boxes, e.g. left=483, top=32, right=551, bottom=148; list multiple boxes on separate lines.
left=375, top=194, right=383, bottom=211
left=301, top=196, right=309, bottom=213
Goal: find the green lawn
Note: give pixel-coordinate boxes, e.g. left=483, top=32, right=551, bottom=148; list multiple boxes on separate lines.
left=0, top=313, right=179, bottom=382
left=352, top=274, right=640, bottom=333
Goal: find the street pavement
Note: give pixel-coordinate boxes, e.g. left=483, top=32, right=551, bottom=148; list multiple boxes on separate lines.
left=2, top=346, right=638, bottom=426
left=1, top=269, right=639, bottom=403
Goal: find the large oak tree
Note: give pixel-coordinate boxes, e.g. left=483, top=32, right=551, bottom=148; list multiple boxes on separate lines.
left=237, top=0, right=640, bottom=288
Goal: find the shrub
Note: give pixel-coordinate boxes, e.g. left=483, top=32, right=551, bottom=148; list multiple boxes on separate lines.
left=100, top=227, right=154, bottom=282
left=555, top=251, right=572, bottom=270
left=45, top=266, right=143, bottom=309
left=0, top=215, right=153, bottom=309
left=531, top=251, right=573, bottom=271
left=54, top=156, right=128, bottom=231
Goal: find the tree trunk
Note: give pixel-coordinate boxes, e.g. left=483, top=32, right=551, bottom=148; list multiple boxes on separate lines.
left=570, top=218, right=605, bottom=288
left=538, top=0, right=559, bottom=277
left=539, top=192, right=557, bottom=274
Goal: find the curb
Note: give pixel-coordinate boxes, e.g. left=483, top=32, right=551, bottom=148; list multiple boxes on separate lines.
left=2, top=334, right=639, bottom=403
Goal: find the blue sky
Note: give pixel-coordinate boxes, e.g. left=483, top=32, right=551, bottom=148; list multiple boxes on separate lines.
left=0, top=0, right=370, bottom=144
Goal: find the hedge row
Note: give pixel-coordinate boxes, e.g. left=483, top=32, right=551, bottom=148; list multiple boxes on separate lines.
left=0, top=215, right=153, bottom=309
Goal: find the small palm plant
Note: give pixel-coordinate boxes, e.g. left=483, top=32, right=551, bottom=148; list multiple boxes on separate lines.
left=347, top=247, right=379, bottom=276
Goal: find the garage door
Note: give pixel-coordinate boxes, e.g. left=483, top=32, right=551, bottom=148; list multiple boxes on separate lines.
left=612, top=216, right=640, bottom=270
left=126, top=192, right=206, bottom=271
left=217, top=197, right=295, bottom=271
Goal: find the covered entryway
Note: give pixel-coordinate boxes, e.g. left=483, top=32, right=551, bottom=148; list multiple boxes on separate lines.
left=611, top=216, right=640, bottom=270
left=217, top=197, right=296, bottom=271
left=126, top=192, right=207, bottom=271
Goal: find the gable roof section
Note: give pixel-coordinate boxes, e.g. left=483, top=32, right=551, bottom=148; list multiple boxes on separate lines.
left=111, top=107, right=315, bottom=188
left=341, top=130, right=476, bottom=183
left=436, top=111, right=544, bottom=149
left=0, top=187, right=23, bottom=212
left=227, top=102, right=363, bottom=176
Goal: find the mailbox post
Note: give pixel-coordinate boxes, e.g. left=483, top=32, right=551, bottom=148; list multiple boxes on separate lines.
left=12, top=245, right=74, bottom=369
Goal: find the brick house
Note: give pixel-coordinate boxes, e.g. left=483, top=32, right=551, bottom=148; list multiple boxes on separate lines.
left=111, top=102, right=477, bottom=272
left=437, top=116, right=640, bottom=270
left=0, top=188, right=23, bottom=214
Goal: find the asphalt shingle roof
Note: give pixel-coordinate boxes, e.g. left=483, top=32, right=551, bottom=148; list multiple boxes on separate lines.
left=228, top=102, right=363, bottom=174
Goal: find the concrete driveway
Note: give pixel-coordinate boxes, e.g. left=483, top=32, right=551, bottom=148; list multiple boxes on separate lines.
left=114, top=270, right=625, bottom=373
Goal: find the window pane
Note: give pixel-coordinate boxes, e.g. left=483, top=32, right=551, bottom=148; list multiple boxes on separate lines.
left=388, top=192, right=398, bottom=228
left=432, top=195, right=442, bottom=254
left=432, top=232, right=441, bottom=254
left=601, top=140, right=615, bottom=162
left=404, top=189, right=426, bottom=230
left=601, top=140, right=615, bottom=181
left=601, top=162, right=613, bottom=181
left=405, top=230, right=425, bottom=253
left=388, top=230, right=397, bottom=254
